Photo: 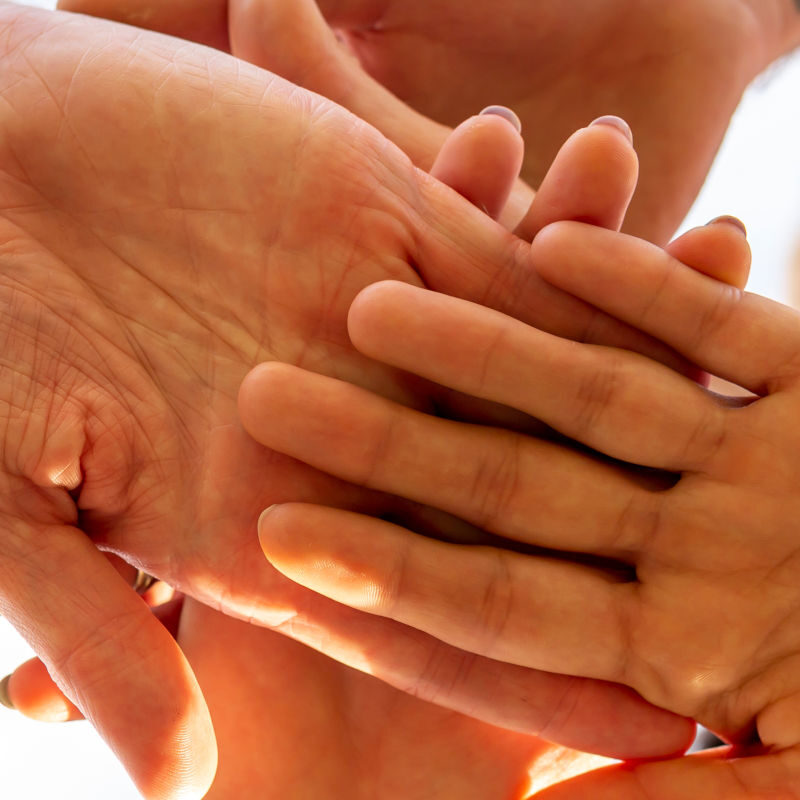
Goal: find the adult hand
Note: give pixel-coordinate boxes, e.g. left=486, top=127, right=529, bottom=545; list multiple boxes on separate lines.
left=58, top=0, right=800, bottom=243
left=180, top=601, right=617, bottom=799
left=0, top=5, right=690, bottom=795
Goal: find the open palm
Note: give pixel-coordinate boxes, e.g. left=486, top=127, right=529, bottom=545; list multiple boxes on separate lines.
left=0, top=6, right=691, bottom=796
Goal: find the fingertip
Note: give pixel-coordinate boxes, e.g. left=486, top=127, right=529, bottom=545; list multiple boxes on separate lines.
left=589, top=115, right=634, bottom=146
left=347, top=280, right=411, bottom=352
left=137, top=694, right=218, bottom=800
left=479, top=105, right=523, bottom=134
left=666, top=221, right=751, bottom=290
left=256, top=503, right=317, bottom=579
left=237, top=362, right=299, bottom=437
left=0, top=673, right=14, bottom=710
left=517, top=122, right=639, bottom=241
left=528, top=219, right=579, bottom=271
left=708, top=215, right=747, bottom=238
left=757, top=691, right=800, bottom=751
left=2, top=658, right=82, bottom=722
left=257, top=504, right=282, bottom=555
left=431, top=110, right=524, bottom=219
left=111, top=644, right=218, bottom=800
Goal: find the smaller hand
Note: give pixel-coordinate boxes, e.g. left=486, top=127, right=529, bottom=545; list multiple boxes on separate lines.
left=244, top=218, right=800, bottom=796
left=240, top=218, right=776, bottom=748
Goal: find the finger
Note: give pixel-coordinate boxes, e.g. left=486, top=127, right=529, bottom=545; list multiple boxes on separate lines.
left=239, top=362, right=658, bottom=554
left=758, top=683, right=800, bottom=751
left=410, top=160, right=694, bottom=378
left=0, top=511, right=216, bottom=800
left=666, top=216, right=751, bottom=290
left=1, top=657, right=83, bottom=722
left=258, top=503, right=628, bottom=682
left=57, top=0, right=230, bottom=50
left=430, top=108, right=523, bottom=220
left=532, top=221, right=800, bottom=393
left=531, top=745, right=800, bottom=800
left=347, top=282, right=725, bottom=472
left=515, top=117, right=638, bottom=241
left=199, top=562, right=693, bottom=761
left=1, top=591, right=186, bottom=726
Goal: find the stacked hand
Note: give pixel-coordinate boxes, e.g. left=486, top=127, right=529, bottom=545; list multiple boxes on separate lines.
left=0, top=5, right=703, bottom=796
left=242, top=214, right=800, bottom=796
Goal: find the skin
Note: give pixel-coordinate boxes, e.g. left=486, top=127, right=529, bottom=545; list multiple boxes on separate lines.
left=6, top=220, right=751, bottom=799
left=58, top=0, right=800, bottom=244
left=243, top=220, right=800, bottom=797
left=4, top=126, right=758, bottom=799
left=180, top=605, right=605, bottom=800
left=0, top=5, right=698, bottom=796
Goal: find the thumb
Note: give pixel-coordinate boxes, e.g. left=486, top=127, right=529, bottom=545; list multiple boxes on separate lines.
left=0, top=504, right=216, bottom=799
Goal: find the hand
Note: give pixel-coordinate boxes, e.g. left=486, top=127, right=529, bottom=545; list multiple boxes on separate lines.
left=244, top=220, right=800, bottom=796
left=5, top=594, right=607, bottom=799
left=58, top=0, right=800, bottom=243
left=0, top=6, right=689, bottom=796
left=179, top=601, right=616, bottom=799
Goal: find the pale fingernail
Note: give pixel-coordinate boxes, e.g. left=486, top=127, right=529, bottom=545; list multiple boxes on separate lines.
left=0, top=675, right=15, bottom=711
left=257, top=505, right=280, bottom=542
left=708, top=215, right=747, bottom=237
left=479, top=105, right=522, bottom=134
left=589, top=115, right=633, bottom=145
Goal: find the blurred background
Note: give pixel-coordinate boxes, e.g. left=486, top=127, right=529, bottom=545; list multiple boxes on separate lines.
left=1, top=0, right=799, bottom=796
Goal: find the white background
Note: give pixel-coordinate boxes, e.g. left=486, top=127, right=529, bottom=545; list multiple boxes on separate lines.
left=2, top=1, right=800, bottom=797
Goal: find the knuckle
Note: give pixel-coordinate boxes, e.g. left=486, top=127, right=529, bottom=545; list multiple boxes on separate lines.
left=52, top=608, right=150, bottom=699
left=478, top=241, right=530, bottom=314
left=683, top=404, right=729, bottom=471
left=537, top=676, right=582, bottom=740
left=571, top=352, right=623, bottom=438
left=687, top=283, right=741, bottom=352
left=468, top=432, right=521, bottom=531
left=615, top=491, right=666, bottom=554
left=358, top=410, right=400, bottom=487
left=473, top=549, right=515, bottom=656
left=379, top=533, right=411, bottom=618
left=405, top=642, right=480, bottom=708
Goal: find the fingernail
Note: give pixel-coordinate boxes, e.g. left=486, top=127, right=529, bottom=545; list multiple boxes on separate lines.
left=479, top=105, right=522, bottom=134
left=708, top=215, right=747, bottom=237
left=0, top=675, right=15, bottom=711
left=589, top=115, right=633, bottom=145
left=257, top=505, right=279, bottom=537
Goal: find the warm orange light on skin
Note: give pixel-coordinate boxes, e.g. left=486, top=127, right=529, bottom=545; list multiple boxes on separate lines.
left=4, top=657, right=82, bottom=722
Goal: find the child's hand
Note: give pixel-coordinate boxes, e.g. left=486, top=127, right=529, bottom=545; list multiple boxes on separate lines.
left=239, top=216, right=800, bottom=763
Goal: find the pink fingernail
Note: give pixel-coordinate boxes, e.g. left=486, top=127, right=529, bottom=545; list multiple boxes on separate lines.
left=479, top=105, right=522, bottom=134
left=0, top=675, right=15, bottom=711
left=258, top=505, right=279, bottom=534
left=708, top=215, right=747, bottom=237
left=589, top=115, right=633, bottom=145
